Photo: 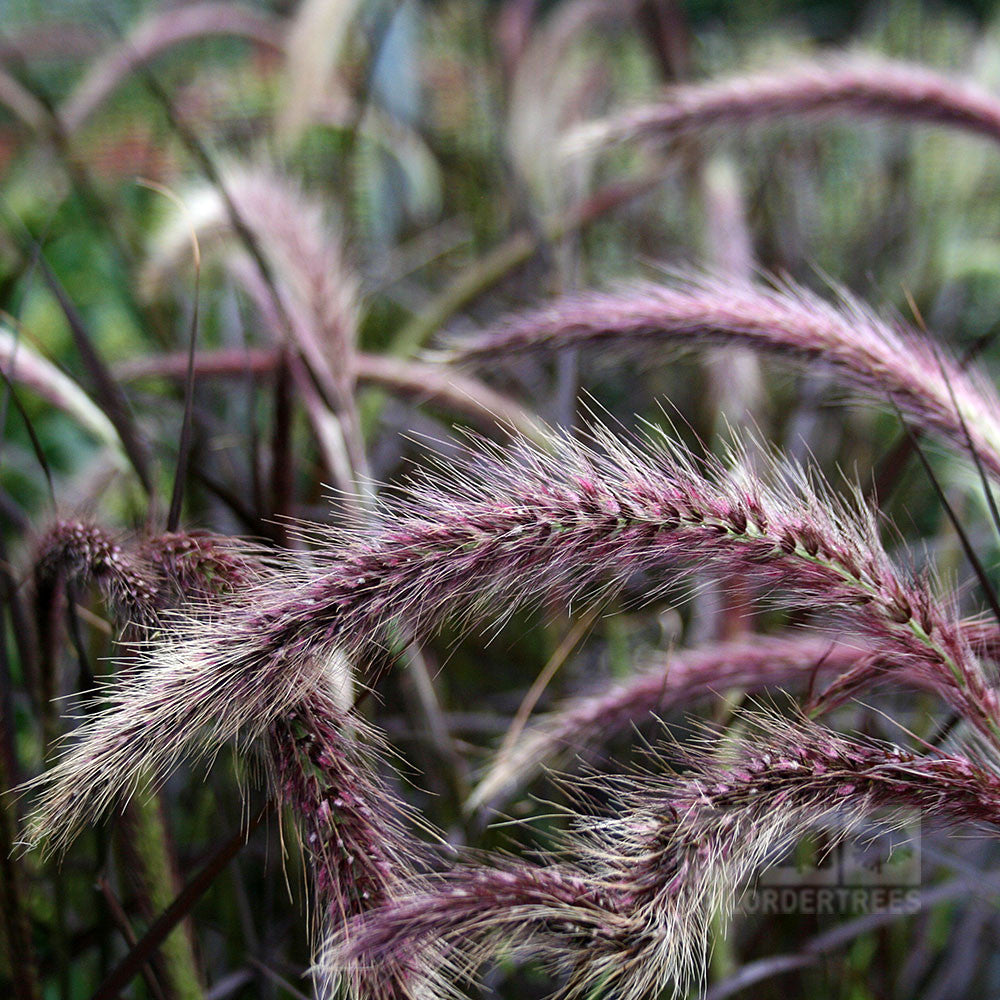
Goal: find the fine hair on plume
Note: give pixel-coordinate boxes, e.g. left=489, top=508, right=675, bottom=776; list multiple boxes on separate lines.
left=19, top=521, right=428, bottom=994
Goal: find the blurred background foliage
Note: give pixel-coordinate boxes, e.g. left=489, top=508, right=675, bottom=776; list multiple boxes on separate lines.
left=6, top=0, right=1000, bottom=998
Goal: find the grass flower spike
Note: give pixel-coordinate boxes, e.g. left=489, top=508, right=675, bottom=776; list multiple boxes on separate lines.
left=446, top=276, right=1000, bottom=480
left=25, top=422, right=1000, bottom=855
left=332, top=712, right=1000, bottom=1000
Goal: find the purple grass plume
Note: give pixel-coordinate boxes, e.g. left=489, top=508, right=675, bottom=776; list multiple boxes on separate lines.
left=469, top=633, right=876, bottom=811
left=138, top=530, right=259, bottom=607
left=269, top=690, right=427, bottom=999
left=23, top=421, right=1000, bottom=856
left=330, top=710, right=1000, bottom=1000
left=564, top=57, right=1000, bottom=154
left=61, top=2, right=284, bottom=136
left=33, top=519, right=161, bottom=626
left=145, top=163, right=359, bottom=415
left=144, top=161, right=368, bottom=487
left=32, top=519, right=260, bottom=629
left=473, top=617, right=1000, bottom=811
left=445, top=275, right=1000, bottom=481
left=24, top=521, right=425, bottom=998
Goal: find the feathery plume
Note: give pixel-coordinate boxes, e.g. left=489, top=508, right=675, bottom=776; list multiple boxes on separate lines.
left=144, top=164, right=366, bottom=483
left=33, top=520, right=160, bottom=628
left=20, top=559, right=319, bottom=856
left=278, top=0, right=362, bottom=143
left=332, top=712, right=1000, bottom=1000
left=324, top=861, right=621, bottom=1000
left=32, top=521, right=260, bottom=630
left=270, top=690, right=425, bottom=999
left=563, top=57, right=1000, bottom=155
left=473, top=616, right=1000, bottom=809
left=145, top=164, right=358, bottom=407
left=471, top=617, right=1000, bottom=810
left=505, top=0, right=621, bottom=209
left=138, top=530, right=259, bottom=607
left=31, top=521, right=162, bottom=722
left=469, top=634, right=871, bottom=810
left=23, top=524, right=266, bottom=850
left=445, top=276, right=1000, bottom=479
left=27, top=522, right=420, bottom=995
left=61, top=2, right=285, bottom=135
left=24, top=422, right=1000, bottom=853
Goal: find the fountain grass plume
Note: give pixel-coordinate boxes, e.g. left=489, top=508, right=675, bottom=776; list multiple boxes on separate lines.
left=444, top=275, right=1000, bottom=481
left=468, top=633, right=873, bottom=811
left=144, top=162, right=367, bottom=484
left=23, top=420, right=1000, bottom=855
left=144, top=163, right=358, bottom=405
left=27, top=520, right=422, bottom=996
left=138, top=530, right=260, bottom=606
left=330, top=710, right=1000, bottom=1000
left=323, top=860, right=623, bottom=1000
left=32, top=519, right=263, bottom=629
left=33, top=519, right=161, bottom=628
left=562, top=57, right=1000, bottom=155
left=61, top=2, right=285, bottom=136
left=19, top=550, right=322, bottom=856
left=21, top=526, right=270, bottom=856
left=471, top=623, right=1000, bottom=810
left=270, top=689, right=428, bottom=999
